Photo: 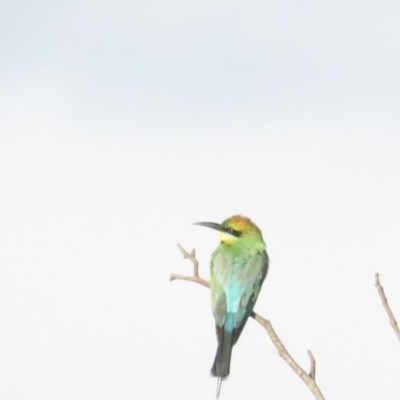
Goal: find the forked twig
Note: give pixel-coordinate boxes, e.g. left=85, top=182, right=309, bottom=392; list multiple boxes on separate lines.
left=170, top=244, right=209, bottom=288
left=171, top=243, right=325, bottom=400
left=254, top=315, right=321, bottom=398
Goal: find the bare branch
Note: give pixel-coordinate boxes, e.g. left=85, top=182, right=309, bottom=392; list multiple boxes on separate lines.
left=171, top=244, right=325, bottom=400
left=375, top=273, right=400, bottom=344
left=254, top=315, right=323, bottom=399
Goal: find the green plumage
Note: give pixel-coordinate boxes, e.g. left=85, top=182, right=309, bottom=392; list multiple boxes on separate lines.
left=194, top=215, right=269, bottom=397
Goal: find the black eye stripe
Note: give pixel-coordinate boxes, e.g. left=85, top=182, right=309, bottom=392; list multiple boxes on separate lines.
left=224, top=227, right=241, bottom=237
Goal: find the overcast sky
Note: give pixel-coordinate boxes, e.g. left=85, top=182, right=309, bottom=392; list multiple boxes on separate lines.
left=1, top=1, right=400, bottom=399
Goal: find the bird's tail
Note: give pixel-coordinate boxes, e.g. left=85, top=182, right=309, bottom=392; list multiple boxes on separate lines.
left=211, top=328, right=234, bottom=398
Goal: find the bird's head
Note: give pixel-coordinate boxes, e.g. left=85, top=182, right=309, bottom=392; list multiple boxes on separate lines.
left=194, top=215, right=264, bottom=246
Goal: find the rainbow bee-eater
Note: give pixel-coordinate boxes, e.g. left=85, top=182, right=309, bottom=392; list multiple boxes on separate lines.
left=194, top=215, right=269, bottom=397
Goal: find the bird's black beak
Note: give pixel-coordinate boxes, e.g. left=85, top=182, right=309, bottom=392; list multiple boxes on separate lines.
left=193, top=222, right=224, bottom=232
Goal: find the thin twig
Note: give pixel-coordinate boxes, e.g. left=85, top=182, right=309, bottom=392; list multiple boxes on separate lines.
left=375, top=273, right=400, bottom=344
left=169, top=273, right=209, bottom=288
left=177, top=244, right=199, bottom=276
left=307, top=350, right=316, bottom=380
left=170, top=244, right=325, bottom=400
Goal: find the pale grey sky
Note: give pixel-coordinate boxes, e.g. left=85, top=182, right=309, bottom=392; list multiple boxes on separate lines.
left=1, top=1, right=400, bottom=399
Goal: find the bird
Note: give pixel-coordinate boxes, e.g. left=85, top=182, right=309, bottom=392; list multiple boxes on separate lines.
left=194, top=215, right=269, bottom=398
